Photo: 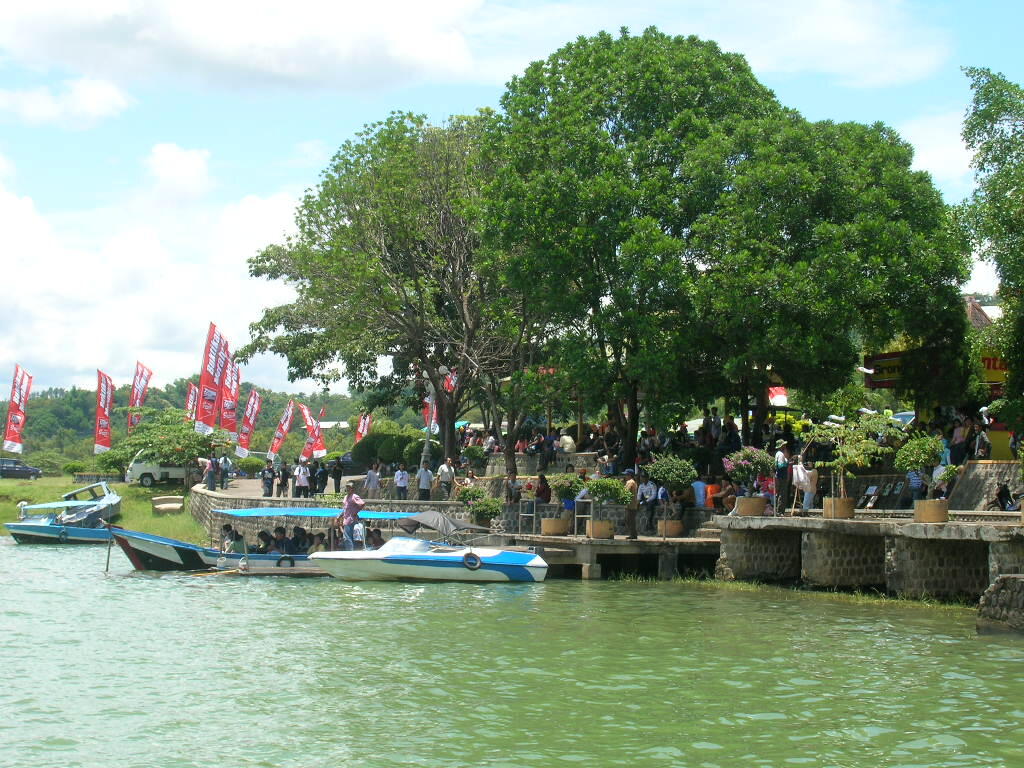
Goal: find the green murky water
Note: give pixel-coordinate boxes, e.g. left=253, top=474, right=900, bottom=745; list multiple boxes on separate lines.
left=2, top=537, right=1023, bottom=768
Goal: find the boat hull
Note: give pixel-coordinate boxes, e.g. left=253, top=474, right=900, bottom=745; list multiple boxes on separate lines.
left=111, top=527, right=326, bottom=576
left=5, top=522, right=112, bottom=544
left=311, top=546, right=548, bottom=583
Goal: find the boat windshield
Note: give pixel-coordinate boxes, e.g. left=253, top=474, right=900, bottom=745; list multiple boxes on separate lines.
left=376, top=537, right=460, bottom=554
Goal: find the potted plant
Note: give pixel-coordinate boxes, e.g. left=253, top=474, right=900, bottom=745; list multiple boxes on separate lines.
left=722, top=447, right=775, bottom=516
left=467, top=496, right=502, bottom=527
left=543, top=473, right=584, bottom=535
left=807, top=413, right=903, bottom=519
left=583, top=477, right=631, bottom=538
left=894, top=434, right=947, bottom=522
left=645, top=454, right=698, bottom=533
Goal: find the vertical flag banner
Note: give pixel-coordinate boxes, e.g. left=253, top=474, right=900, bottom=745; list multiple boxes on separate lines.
left=768, top=387, right=789, bottom=407
left=195, top=322, right=230, bottom=435
left=355, top=413, right=373, bottom=443
left=3, top=365, right=33, bottom=454
left=128, top=361, right=153, bottom=433
left=443, top=368, right=458, bottom=393
left=94, top=370, right=114, bottom=454
left=298, top=403, right=327, bottom=460
left=266, top=400, right=295, bottom=460
left=422, top=395, right=438, bottom=434
left=220, top=360, right=241, bottom=440
left=235, top=389, right=263, bottom=458
left=184, top=382, right=199, bottom=421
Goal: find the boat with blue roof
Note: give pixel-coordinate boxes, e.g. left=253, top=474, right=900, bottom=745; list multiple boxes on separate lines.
left=4, top=482, right=121, bottom=544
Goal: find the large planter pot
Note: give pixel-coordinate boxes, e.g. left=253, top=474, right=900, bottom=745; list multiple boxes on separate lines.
left=735, top=496, right=768, bottom=516
left=914, top=498, right=949, bottom=523
left=823, top=497, right=855, bottom=519
left=586, top=520, right=615, bottom=539
left=541, top=517, right=569, bottom=536
left=657, top=519, right=685, bottom=537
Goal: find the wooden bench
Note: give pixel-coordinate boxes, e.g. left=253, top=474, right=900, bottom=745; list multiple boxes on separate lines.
left=152, top=495, right=185, bottom=515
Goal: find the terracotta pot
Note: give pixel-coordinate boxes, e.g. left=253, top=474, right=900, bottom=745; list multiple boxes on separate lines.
left=657, top=519, right=685, bottom=537
left=914, top=498, right=948, bottom=523
left=586, top=520, right=615, bottom=539
left=823, top=497, right=855, bottom=519
left=735, top=496, right=768, bottom=516
left=541, top=517, right=569, bottom=536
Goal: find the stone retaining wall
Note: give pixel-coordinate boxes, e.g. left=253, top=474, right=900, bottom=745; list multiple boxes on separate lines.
left=717, top=529, right=801, bottom=581
left=801, top=530, right=885, bottom=587
left=977, top=574, right=1024, bottom=633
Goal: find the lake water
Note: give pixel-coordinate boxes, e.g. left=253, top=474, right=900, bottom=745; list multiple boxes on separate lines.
left=2, top=537, right=1023, bottom=768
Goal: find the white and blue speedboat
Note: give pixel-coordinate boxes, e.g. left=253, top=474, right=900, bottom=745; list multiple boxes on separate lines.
left=5, top=482, right=121, bottom=544
left=311, top=510, right=548, bottom=582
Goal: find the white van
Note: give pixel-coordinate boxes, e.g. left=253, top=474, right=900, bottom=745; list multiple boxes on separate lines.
left=125, top=451, right=189, bottom=487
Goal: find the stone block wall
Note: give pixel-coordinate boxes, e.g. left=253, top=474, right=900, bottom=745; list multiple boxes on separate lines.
left=484, top=451, right=599, bottom=477
left=884, top=537, right=990, bottom=600
left=800, top=531, right=885, bottom=587
left=977, top=575, right=1024, bottom=633
left=718, top=529, right=801, bottom=581
left=987, top=541, right=1024, bottom=584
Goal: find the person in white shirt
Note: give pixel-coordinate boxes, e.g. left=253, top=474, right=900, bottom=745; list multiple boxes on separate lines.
left=558, top=429, right=576, bottom=454
left=293, top=459, right=311, bottom=499
left=393, top=463, right=410, bottom=500
left=436, top=457, right=456, bottom=498
left=637, top=474, right=658, bottom=534
left=416, top=462, right=434, bottom=501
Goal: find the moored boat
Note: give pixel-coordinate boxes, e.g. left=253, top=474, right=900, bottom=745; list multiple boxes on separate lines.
left=310, top=510, right=548, bottom=583
left=4, top=482, right=121, bottom=544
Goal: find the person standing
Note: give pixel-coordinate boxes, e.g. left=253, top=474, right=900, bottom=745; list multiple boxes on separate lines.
left=259, top=460, right=276, bottom=498
left=335, top=482, right=364, bottom=551
left=774, top=440, right=791, bottom=510
left=293, top=459, right=311, bottom=498
left=624, top=469, right=639, bottom=539
left=363, top=462, right=381, bottom=498
left=218, top=453, right=232, bottom=490
left=637, top=472, right=658, bottom=534
left=393, top=463, right=409, bottom=500
left=277, top=460, right=291, bottom=497
left=971, top=423, right=992, bottom=460
left=205, top=453, right=218, bottom=491
left=416, top=461, right=434, bottom=501
left=330, top=458, right=344, bottom=494
left=436, top=457, right=456, bottom=499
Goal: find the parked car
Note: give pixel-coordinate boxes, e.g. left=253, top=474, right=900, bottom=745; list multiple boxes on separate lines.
left=0, top=458, right=42, bottom=479
left=125, top=451, right=189, bottom=487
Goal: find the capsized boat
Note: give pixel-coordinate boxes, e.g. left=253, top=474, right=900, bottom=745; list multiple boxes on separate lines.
left=4, top=482, right=121, bottom=544
left=110, top=508, right=414, bottom=576
left=310, top=510, right=548, bottom=582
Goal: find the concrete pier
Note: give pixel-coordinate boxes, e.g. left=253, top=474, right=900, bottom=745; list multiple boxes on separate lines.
left=716, top=515, right=1024, bottom=600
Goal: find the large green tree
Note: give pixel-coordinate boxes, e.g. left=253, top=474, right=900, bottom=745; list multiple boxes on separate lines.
left=963, top=67, right=1024, bottom=413
left=241, top=113, right=523, bottom=458
left=487, top=27, right=782, bottom=463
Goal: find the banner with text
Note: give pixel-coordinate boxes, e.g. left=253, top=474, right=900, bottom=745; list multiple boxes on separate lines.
left=235, top=389, right=263, bottom=458
left=195, top=323, right=230, bottom=435
left=298, top=403, right=327, bottom=460
left=3, top=365, right=32, bottom=454
left=94, top=369, right=114, bottom=454
left=127, top=361, right=153, bottom=433
left=220, top=359, right=241, bottom=441
left=267, top=400, right=295, bottom=460
left=355, top=412, right=372, bottom=443
left=185, top=382, right=199, bottom=421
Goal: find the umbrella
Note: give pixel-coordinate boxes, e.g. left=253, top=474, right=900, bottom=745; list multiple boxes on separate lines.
left=455, top=420, right=470, bottom=428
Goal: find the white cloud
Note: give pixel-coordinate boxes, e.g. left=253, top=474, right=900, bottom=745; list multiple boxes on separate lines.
left=897, top=111, right=975, bottom=203
left=0, top=77, right=130, bottom=124
left=0, top=149, right=333, bottom=395
left=145, top=143, right=212, bottom=200
left=0, top=0, right=948, bottom=90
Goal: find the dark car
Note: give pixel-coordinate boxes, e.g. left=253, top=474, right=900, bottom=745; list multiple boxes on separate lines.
left=0, top=458, right=42, bottom=479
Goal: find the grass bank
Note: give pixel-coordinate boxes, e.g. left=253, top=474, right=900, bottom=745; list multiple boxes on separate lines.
left=0, top=476, right=206, bottom=544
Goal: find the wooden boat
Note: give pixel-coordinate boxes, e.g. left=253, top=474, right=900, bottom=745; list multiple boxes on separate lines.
left=4, top=482, right=121, bottom=544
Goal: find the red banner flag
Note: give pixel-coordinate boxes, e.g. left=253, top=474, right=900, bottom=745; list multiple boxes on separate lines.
left=422, top=395, right=437, bottom=434
left=235, top=389, right=263, bottom=458
left=195, top=322, right=230, bottom=435
left=94, top=370, right=114, bottom=454
left=127, top=361, right=153, bottom=433
left=355, top=412, right=372, bottom=443
left=184, top=381, right=199, bottom=421
left=3, top=365, right=32, bottom=454
left=220, top=359, right=241, bottom=441
left=297, top=403, right=327, bottom=460
left=267, top=400, right=295, bottom=460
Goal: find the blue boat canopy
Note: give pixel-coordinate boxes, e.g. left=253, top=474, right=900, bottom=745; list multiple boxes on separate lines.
left=215, top=507, right=416, bottom=520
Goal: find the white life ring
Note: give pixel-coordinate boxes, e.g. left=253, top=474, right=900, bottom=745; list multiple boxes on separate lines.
left=463, top=552, right=482, bottom=570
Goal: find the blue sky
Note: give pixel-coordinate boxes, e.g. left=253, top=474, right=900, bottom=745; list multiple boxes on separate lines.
left=0, top=0, right=1020, bottom=395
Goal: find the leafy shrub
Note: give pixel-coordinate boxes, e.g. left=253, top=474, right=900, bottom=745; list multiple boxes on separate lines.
left=462, top=445, right=487, bottom=469
left=236, top=457, right=266, bottom=477
left=350, top=432, right=388, bottom=467
left=455, top=485, right=488, bottom=505
left=61, top=460, right=90, bottom=475
left=378, top=435, right=412, bottom=464
left=468, top=496, right=502, bottom=525
left=645, top=454, right=698, bottom=491
left=404, top=439, right=442, bottom=468
left=894, top=435, right=943, bottom=472
left=548, top=473, right=585, bottom=500
left=585, top=476, right=631, bottom=504
left=722, top=447, right=774, bottom=487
